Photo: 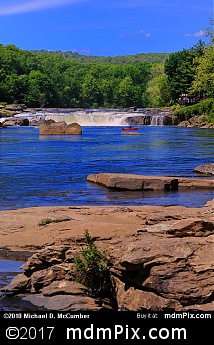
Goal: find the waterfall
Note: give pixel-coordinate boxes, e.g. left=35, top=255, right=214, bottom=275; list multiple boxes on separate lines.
left=150, top=115, right=165, bottom=126
left=44, top=111, right=130, bottom=126
left=15, top=109, right=171, bottom=126
left=17, top=110, right=136, bottom=127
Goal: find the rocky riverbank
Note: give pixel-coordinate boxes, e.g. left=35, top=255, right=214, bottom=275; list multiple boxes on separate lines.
left=1, top=198, right=213, bottom=311
left=0, top=105, right=213, bottom=128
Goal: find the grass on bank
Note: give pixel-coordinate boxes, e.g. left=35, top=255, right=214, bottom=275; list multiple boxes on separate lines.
left=39, top=217, right=71, bottom=226
left=173, top=98, right=214, bottom=124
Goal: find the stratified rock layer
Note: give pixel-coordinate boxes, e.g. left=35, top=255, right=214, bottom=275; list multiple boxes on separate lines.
left=2, top=201, right=213, bottom=311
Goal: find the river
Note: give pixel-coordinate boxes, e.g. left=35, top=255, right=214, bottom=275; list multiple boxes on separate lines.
left=0, top=123, right=213, bottom=310
left=0, top=125, right=213, bottom=210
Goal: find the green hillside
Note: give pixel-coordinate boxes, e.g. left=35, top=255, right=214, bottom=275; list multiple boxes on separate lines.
left=30, top=50, right=169, bottom=65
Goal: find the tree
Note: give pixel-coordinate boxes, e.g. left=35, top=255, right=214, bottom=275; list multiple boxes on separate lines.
left=205, top=14, right=214, bottom=42
left=26, top=70, right=53, bottom=107
left=99, top=79, right=114, bottom=107
left=164, top=49, right=197, bottom=103
left=81, top=74, right=100, bottom=107
left=118, top=76, right=135, bottom=107
left=145, top=64, right=171, bottom=107
left=190, top=45, right=214, bottom=98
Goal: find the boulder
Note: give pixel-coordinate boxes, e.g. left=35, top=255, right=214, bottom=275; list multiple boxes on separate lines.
left=177, top=121, right=191, bottom=127
left=30, top=118, right=55, bottom=127
left=39, top=121, right=82, bottom=135
left=194, top=163, right=214, bottom=175
left=42, top=280, right=88, bottom=296
left=1, top=274, right=30, bottom=294
left=5, top=104, right=25, bottom=111
left=30, top=263, right=73, bottom=292
left=21, top=245, right=70, bottom=276
left=2, top=118, right=29, bottom=127
left=111, top=276, right=182, bottom=311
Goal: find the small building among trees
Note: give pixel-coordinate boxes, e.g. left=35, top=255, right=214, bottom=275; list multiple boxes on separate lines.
left=178, top=94, right=198, bottom=106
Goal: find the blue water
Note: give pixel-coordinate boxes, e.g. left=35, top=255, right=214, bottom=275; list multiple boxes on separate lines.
left=0, top=260, right=25, bottom=311
left=0, top=125, right=213, bottom=209
left=0, top=260, right=24, bottom=273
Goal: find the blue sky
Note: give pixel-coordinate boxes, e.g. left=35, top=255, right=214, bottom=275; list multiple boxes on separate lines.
left=0, top=0, right=213, bottom=56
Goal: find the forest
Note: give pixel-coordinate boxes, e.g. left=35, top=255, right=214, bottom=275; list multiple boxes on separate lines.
left=0, top=26, right=213, bottom=110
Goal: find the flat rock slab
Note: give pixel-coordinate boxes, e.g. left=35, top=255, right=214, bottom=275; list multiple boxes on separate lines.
left=87, top=173, right=213, bottom=191
left=194, top=163, right=214, bottom=175
left=177, top=177, right=214, bottom=188
left=20, top=293, right=101, bottom=311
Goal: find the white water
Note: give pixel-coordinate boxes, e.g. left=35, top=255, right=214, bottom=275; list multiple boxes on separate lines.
left=44, top=111, right=132, bottom=126
left=150, top=115, right=165, bottom=126
left=14, top=109, right=168, bottom=126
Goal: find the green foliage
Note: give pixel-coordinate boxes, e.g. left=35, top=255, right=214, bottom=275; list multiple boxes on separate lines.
left=164, top=38, right=213, bottom=104
left=173, top=98, right=214, bottom=122
left=145, top=64, right=171, bottom=107
left=164, top=49, right=199, bottom=103
left=31, top=50, right=169, bottom=65
left=0, top=44, right=152, bottom=108
left=190, top=45, right=214, bottom=98
left=74, top=230, right=108, bottom=295
left=0, top=40, right=212, bottom=110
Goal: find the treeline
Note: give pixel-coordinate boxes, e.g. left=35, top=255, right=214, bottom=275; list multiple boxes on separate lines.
left=0, top=33, right=213, bottom=109
left=0, top=44, right=152, bottom=108
left=30, top=50, right=169, bottom=64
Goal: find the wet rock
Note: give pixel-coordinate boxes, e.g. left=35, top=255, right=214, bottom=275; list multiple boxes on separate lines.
left=2, top=118, right=29, bottom=127
left=39, top=121, right=82, bottom=135
left=2, top=274, right=30, bottom=294
left=30, top=119, right=55, bottom=127
left=5, top=104, right=25, bottom=111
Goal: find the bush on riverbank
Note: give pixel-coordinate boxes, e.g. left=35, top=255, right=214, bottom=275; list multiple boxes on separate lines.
left=74, top=230, right=109, bottom=296
left=173, top=98, right=214, bottom=124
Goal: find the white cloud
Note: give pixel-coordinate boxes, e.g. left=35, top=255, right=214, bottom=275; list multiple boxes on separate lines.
left=118, top=30, right=151, bottom=39
left=139, top=30, right=151, bottom=37
left=184, top=30, right=205, bottom=37
left=0, top=0, right=88, bottom=16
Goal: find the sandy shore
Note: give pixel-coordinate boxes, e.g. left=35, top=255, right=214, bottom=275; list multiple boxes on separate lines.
left=0, top=204, right=209, bottom=260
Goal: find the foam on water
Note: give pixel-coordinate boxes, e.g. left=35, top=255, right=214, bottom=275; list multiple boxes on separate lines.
left=15, top=109, right=168, bottom=126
